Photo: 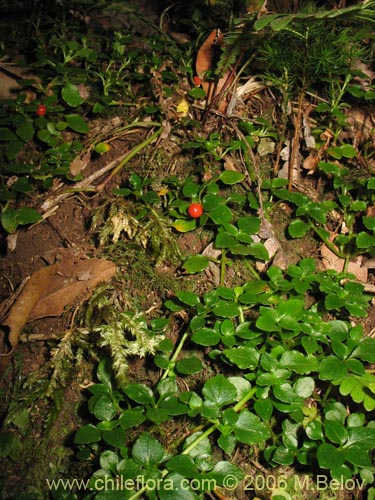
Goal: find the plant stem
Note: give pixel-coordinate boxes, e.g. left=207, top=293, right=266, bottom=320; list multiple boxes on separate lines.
left=160, top=331, right=189, bottom=381
left=220, top=250, right=228, bottom=286
left=233, top=386, right=257, bottom=412
left=96, top=126, right=163, bottom=192
left=310, top=223, right=345, bottom=259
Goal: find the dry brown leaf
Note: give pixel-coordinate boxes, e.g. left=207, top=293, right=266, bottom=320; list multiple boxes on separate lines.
left=69, top=150, right=91, bottom=176
left=2, top=264, right=58, bottom=353
left=202, top=243, right=221, bottom=286
left=195, top=29, right=233, bottom=112
left=29, top=258, right=117, bottom=320
left=1, top=257, right=116, bottom=356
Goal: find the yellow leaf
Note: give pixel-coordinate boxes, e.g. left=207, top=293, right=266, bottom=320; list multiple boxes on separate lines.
left=172, top=219, right=196, bottom=232
left=176, top=97, right=189, bottom=117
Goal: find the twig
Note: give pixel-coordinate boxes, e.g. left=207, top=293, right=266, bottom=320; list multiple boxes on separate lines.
left=289, top=90, right=304, bottom=190
left=95, top=126, right=163, bottom=192
left=40, top=151, right=130, bottom=212
left=41, top=124, right=163, bottom=213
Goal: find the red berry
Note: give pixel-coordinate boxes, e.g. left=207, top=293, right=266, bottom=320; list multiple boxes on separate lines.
left=36, top=104, right=47, bottom=116
left=187, top=203, right=204, bottom=218
left=193, top=75, right=202, bottom=86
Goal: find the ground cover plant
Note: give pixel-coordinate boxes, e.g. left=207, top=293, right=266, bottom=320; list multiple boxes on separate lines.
left=1, top=0, right=375, bottom=499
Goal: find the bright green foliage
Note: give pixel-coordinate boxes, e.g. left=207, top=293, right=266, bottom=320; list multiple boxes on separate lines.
left=73, top=258, right=375, bottom=499
left=113, top=173, right=268, bottom=282
left=2, top=2, right=375, bottom=499
left=266, top=166, right=375, bottom=265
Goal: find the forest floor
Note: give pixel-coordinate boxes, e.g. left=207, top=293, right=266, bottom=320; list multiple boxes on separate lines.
left=1, top=1, right=375, bottom=500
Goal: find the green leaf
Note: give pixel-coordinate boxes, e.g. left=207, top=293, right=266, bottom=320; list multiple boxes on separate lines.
left=227, top=377, right=251, bottom=401
left=208, top=205, right=233, bottom=224
left=160, top=397, right=187, bottom=416
left=272, top=446, right=294, bottom=465
left=339, top=375, right=357, bottom=396
left=350, top=200, right=366, bottom=211
left=203, top=193, right=223, bottom=210
left=288, top=219, right=310, bottom=238
left=61, top=82, right=84, bottom=107
left=345, top=427, right=375, bottom=450
left=273, top=383, right=304, bottom=405
left=218, top=434, right=236, bottom=454
left=100, top=450, right=118, bottom=472
left=0, top=431, right=21, bottom=458
left=282, top=421, right=299, bottom=451
left=182, top=255, right=209, bottom=273
left=93, top=395, right=117, bottom=421
left=202, top=375, right=237, bottom=407
left=116, top=457, right=140, bottom=480
left=254, top=399, right=273, bottom=420
left=270, top=14, right=294, bottom=30
left=347, top=413, right=365, bottom=428
left=306, top=421, right=323, bottom=440
left=208, top=461, right=245, bottom=486
left=189, top=87, right=206, bottom=99
left=219, top=170, right=245, bottom=185
left=65, top=114, right=89, bottom=133
left=237, top=215, right=260, bottom=234
left=166, top=455, right=199, bottom=478
left=215, top=231, right=237, bottom=248
left=279, top=351, right=318, bottom=374
left=146, top=407, right=171, bottom=424
left=183, top=431, right=211, bottom=458
left=1, top=207, right=42, bottom=233
left=0, top=127, right=17, bottom=140
left=319, top=356, right=348, bottom=380
left=175, top=291, right=200, bottom=307
left=16, top=120, right=34, bottom=142
left=5, top=137, right=25, bottom=159
left=338, top=144, right=357, bottom=158
left=329, top=320, right=349, bottom=340
left=221, top=319, right=235, bottom=337
left=324, top=420, right=348, bottom=445
left=223, top=346, right=259, bottom=369
left=325, top=401, right=347, bottom=423
left=293, top=377, right=315, bottom=398
left=254, top=13, right=280, bottom=30
left=233, top=410, right=271, bottom=445
left=132, top=432, right=164, bottom=468
left=231, top=242, right=269, bottom=260
left=124, top=384, right=155, bottom=405
left=356, top=231, right=375, bottom=248
left=363, top=216, right=375, bottom=231
left=213, top=301, right=240, bottom=318
left=102, top=427, right=126, bottom=448
left=344, top=445, right=372, bottom=467
left=96, top=358, right=113, bottom=390
left=119, top=408, right=146, bottom=430
left=158, top=473, right=199, bottom=500
left=74, top=424, right=101, bottom=444
left=350, top=337, right=375, bottom=363
left=256, top=309, right=279, bottom=332
left=176, top=356, right=202, bottom=374
left=328, top=144, right=357, bottom=159
left=256, top=369, right=290, bottom=386
left=191, top=328, right=220, bottom=346
left=317, top=443, right=345, bottom=469
left=157, top=378, right=177, bottom=401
